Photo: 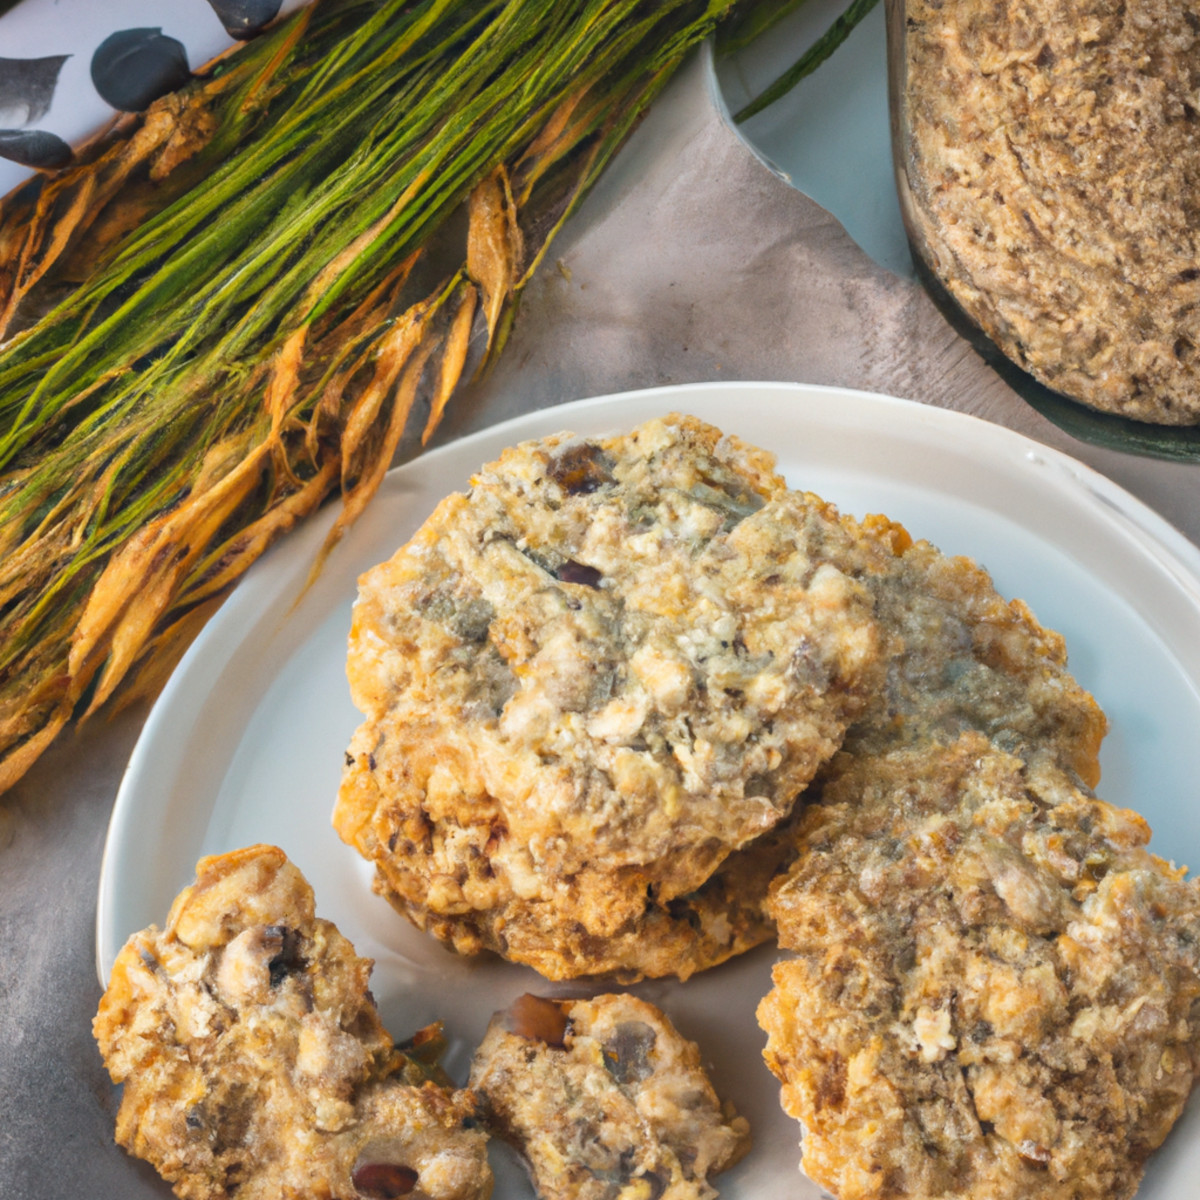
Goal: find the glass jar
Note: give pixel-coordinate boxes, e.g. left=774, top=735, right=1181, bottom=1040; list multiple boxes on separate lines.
left=885, top=0, right=1200, bottom=446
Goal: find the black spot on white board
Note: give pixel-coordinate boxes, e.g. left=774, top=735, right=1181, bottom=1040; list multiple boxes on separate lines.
left=0, top=54, right=69, bottom=126
left=207, top=0, right=283, bottom=41
left=90, top=28, right=192, bottom=113
left=0, top=128, right=72, bottom=170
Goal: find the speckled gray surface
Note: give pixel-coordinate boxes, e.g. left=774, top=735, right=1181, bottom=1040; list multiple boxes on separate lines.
left=1, top=49, right=1197, bottom=1200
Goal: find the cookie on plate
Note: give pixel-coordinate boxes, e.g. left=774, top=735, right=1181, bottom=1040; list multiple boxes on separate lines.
left=94, top=844, right=491, bottom=1200
left=334, top=414, right=887, bottom=979
left=636, top=514, right=1108, bottom=973
left=470, top=992, right=750, bottom=1199
left=757, top=733, right=1200, bottom=1200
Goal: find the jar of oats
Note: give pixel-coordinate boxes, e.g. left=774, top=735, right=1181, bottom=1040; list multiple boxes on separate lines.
left=888, top=0, right=1200, bottom=425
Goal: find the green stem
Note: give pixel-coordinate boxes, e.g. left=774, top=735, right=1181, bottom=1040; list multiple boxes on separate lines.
left=732, top=0, right=879, bottom=122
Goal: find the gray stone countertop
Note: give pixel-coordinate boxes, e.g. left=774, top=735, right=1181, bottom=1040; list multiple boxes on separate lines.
left=1, top=48, right=1197, bottom=1200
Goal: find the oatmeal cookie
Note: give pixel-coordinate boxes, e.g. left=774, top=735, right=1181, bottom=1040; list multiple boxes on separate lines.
left=758, top=734, right=1200, bottom=1200
left=93, top=845, right=491, bottom=1200
left=469, top=992, right=750, bottom=1200
left=900, top=0, right=1200, bottom=423
left=334, top=415, right=886, bottom=979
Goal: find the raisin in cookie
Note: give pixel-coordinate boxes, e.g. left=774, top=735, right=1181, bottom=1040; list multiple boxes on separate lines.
left=470, top=992, right=750, bottom=1199
left=758, top=733, right=1200, bottom=1200
left=334, top=415, right=886, bottom=979
left=94, top=845, right=491, bottom=1200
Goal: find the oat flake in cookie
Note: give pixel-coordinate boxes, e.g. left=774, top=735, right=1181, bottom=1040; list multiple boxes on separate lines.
left=900, top=0, right=1200, bottom=423
left=470, top=992, right=750, bottom=1199
left=758, top=733, right=1200, bottom=1200
left=93, top=845, right=492, bottom=1200
left=334, top=414, right=885, bottom=980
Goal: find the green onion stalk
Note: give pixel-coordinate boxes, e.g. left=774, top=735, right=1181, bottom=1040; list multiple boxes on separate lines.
left=0, top=0, right=858, bottom=793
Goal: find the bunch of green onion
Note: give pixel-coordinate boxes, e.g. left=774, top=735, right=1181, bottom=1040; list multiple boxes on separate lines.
left=0, top=0, right=875, bottom=792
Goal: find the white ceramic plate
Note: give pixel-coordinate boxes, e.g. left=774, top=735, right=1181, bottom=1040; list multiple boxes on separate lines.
left=97, top=381, right=1200, bottom=1199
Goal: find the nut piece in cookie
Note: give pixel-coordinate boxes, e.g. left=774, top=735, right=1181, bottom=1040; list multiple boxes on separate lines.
left=758, top=733, right=1200, bottom=1200
left=334, top=414, right=886, bottom=980
left=94, top=844, right=492, bottom=1200
left=470, top=992, right=750, bottom=1199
